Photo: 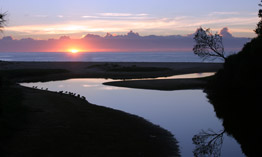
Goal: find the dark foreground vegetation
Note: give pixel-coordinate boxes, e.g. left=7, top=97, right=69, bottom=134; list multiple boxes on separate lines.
left=202, top=35, right=262, bottom=157
left=0, top=78, right=25, bottom=154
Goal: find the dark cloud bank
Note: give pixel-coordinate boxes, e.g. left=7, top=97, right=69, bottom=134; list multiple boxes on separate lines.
left=0, top=28, right=250, bottom=53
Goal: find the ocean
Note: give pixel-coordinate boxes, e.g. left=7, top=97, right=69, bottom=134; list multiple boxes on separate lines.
left=0, top=52, right=224, bottom=62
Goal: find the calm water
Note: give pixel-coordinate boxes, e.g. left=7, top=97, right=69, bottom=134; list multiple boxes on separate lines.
left=0, top=52, right=223, bottom=62
left=21, top=74, right=244, bottom=157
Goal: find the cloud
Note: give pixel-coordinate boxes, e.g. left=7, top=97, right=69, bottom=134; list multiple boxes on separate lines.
left=81, top=15, right=98, bottom=18
left=59, top=36, right=71, bottom=40
left=219, top=27, right=233, bottom=38
left=0, top=29, right=250, bottom=53
left=57, top=15, right=64, bottom=18
left=208, top=12, right=240, bottom=16
left=2, top=36, right=13, bottom=41
left=97, top=13, right=149, bottom=17
left=98, top=13, right=133, bottom=17
left=33, top=15, right=49, bottom=18
left=137, top=13, right=149, bottom=17
left=4, top=11, right=258, bottom=39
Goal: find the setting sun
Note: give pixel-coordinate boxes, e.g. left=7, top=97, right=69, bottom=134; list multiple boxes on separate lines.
left=69, top=49, right=79, bottom=54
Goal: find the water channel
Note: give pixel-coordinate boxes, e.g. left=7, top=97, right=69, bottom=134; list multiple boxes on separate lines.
left=21, top=73, right=244, bottom=156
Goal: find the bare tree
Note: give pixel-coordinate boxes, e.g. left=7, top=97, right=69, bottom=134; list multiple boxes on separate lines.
left=193, top=27, right=226, bottom=61
left=0, top=12, right=7, bottom=32
left=192, top=129, right=225, bottom=157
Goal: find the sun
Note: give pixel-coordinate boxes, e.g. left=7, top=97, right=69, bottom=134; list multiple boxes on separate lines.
left=69, top=49, right=79, bottom=54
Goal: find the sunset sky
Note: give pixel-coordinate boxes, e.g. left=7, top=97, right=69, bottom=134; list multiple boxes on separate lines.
left=1, top=0, right=260, bottom=40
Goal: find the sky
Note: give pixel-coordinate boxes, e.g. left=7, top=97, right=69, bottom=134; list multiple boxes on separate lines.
left=0, top=0, right=260, bottom=40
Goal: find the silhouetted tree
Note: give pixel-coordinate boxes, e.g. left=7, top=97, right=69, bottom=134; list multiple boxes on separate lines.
left=192, top=129, right=225, bottom=157
left=0, top=11, right=6, bottom=114
left=0, top=12, right=7, bottom=32
left=255, top=0, right=262, bottom=36
left=193, top=27, right=226, bottom=61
